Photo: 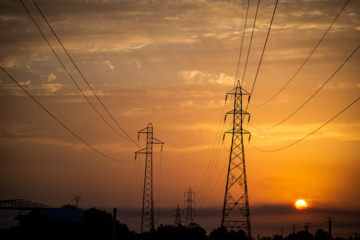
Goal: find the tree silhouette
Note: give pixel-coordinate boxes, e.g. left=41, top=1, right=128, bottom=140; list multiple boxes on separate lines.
left=82, top=208, right=132, bottom=240
left=314, top=229, right=331, bottom=240
left=209, top=227, right=252, bottom=240
left=273, top=234, right=284, bottom=240
left=153, top=223, right=207, bottom=240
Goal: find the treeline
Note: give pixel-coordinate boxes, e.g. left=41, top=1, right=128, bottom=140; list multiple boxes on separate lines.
left=0, top=207, right=356, bottom=240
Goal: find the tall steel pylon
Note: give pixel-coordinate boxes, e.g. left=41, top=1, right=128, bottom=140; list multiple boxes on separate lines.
left=174, top=203, right=182, bottom=226
left=221, top=80, right=251, bottom=236
left=135, top=123, right=164, bottom=233
left=184, top=187, right=195, bottom=226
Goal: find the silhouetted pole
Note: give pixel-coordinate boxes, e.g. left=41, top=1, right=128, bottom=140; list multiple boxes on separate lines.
left=281, top=228, right=284, bottom=238
left=327, top=217, right=333, bottom=238
left=292, top=224, right=296, bottom=234
left=112, top=208, right=117, bottom=240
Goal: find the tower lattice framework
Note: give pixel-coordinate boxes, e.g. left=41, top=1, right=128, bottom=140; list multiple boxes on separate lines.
left=221, top=80, right=251, bottom=236
left=135, top=123, right=164, bottom=233
left=174, top=203, right=182, bottom=226
left=184, top=187, right=195, bottom=226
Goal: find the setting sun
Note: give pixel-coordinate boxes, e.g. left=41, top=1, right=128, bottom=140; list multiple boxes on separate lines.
left=295, top=199, right=308, bottom=210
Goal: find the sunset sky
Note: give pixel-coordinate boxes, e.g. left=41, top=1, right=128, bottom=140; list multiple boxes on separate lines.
left=1, top=0, right=359, bottom=236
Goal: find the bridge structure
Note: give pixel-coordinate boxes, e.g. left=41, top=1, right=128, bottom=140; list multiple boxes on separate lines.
left=0, top=199, right=51, bottom=211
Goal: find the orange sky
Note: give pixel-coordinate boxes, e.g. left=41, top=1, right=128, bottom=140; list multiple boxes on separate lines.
left=1, top=0, right=359, bottom=235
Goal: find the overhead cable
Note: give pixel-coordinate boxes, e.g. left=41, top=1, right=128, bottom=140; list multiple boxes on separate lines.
left=250, top=96, right=359, bottom=152
left=241, top=0, right=261, bottom=88
left=30, top=0, right=139, bottom=147
left=251, top=43, right=360, bottom=130
left=251, top=0, right=351, bottom=106
left=1, top=66, right=133, bottom=164
left=246, top=0, right=279, bottom=111
left=196, top=103, right=227, bottom=208
left=19, top=0, right=133, bottom=143
left=234, top=0, right=250, bottom=87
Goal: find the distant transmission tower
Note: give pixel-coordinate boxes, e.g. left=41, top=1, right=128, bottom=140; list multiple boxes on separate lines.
left=184, top=187, right=195, bottom=226
left=221, top=80, right=251, bottom=236
left=72, top=195, right=82, bottom=208
left=135, top=123, right=164, bottom=233
left=174, top=203, right=182, bottom=226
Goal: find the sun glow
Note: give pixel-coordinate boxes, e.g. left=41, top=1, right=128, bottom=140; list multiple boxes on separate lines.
left=295, top=199, right=307, bottom=210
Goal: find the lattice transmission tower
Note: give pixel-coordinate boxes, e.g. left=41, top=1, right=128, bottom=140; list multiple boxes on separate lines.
left=184, top=187, right=195, bottom=226
left=221, top=80, right=251, bottom=236
left=72, top=195, right=82, bottom=208
left=135, top=123, right=164, bottom=233
left=174, top=203, right=182, bottom=226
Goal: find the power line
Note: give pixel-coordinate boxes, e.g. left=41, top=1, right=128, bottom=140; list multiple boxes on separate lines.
left=201, top=152, right=228, bottom=210
left=198, top=0, right=255, bottom=210
left=251, top=43, right=360, bottom=130
left=247, top=0, right=279, bottom=111
left=1, top=66, right=133, bottom=164
left=251, top=0, right=351, bottom=106
left=250, top=96, right=359, bottom=152
left=196, top=96, right=238, bottom=209
left=197, top=141, right=225, bottom=209
left=196, top=104, right=226, bottom=208
left=234, top=0, right=250, bottom=87
left=19, top=0, right=132, bottom=143
left=28, top=0, right=139, bottom=147
left=241, top=0, right=261, bottom=88
left=134, top=160, right=142, bottom=210
left=198, top=0, right=258, bottom=210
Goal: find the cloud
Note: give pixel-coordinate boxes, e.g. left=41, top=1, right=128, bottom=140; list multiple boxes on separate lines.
left=180, top=100, right=193, bottom=109
left=127, top=60, right=141, bottom=69
left=179, top=100, right=223, bottom=110
left=164, top=123, right=219, bottom=132
left=105, top=60, right=114, bottom=70
left=122, top=107, right=151, bottom=116
left=165, top=144, right=215, bottom=154
left=320, top=82, right=360, bottom=89
left=178, top=70, right=234, bottom=86
left=0, top=123, right=35, bottom=139
left=47, top=73, right=57, bottom=83
left=82, top=89, right=113, bottom=96
left=42, top=83, right=62, bottom=93
left=19, top=80, right=31, bottom=86
left=250, top=122, right=360, bottom=148
left=12, top=81, right=62, bottom=94
left=198, top=204, right=360, bottom=218
left=247, top=204, right=360, bottom=217
left=2, top=58, right=19, bottom=68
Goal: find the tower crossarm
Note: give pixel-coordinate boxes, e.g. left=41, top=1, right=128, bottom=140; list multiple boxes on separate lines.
left=225, top=109, right=250, bottom=115
left=134, top=147, right=147, bottom=154
left=225, top=85, right=250, bottom=97
left=152, top=138, right=164, bottom=145
left=225, top=129, right=251, bottom=135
